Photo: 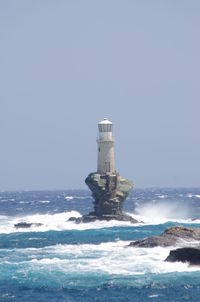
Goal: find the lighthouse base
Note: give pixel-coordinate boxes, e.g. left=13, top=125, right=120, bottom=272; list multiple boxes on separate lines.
left=69, top=172, right=138, bottom=223
left=70, top=212, right=137, bottom=223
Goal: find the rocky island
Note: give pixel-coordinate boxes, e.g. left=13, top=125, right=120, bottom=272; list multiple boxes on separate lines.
left=70, top=172, right=137, bottom=223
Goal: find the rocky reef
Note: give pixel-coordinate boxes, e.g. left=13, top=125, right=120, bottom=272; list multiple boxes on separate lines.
left=166, top=247, right=200, bottom=265
left=129, top=225, right=200, bottom=265
left=69, top=172, right=138, bottom=223
left=129, top=226, right=200, bottom=248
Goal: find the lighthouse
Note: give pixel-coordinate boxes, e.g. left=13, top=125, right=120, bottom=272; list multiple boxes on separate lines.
left=69, top=118, right=135, bottom=223
left=97, top=118, right=115, bottom=174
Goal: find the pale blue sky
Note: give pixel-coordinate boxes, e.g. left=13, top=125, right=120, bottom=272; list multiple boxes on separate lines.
left=0, top=1, right=199, bottom=190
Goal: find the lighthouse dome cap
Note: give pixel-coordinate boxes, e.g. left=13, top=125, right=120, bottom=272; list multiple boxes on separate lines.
left=98, top=118, right=112, bottom=125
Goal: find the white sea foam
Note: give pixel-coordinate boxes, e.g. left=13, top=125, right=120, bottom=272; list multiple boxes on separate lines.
left=157, top=195, right=167, bottom=199
left=0, top=211, right=140, bottom=234
left=187, top=194, right=200, bottom=199
left=0, top=211, right=80, bottom=234
left=38, top=200, right=51, bottom=204
left=148, top=294, right=159, bottom=298
left=64, top=196, right=74, bottom=201
left=1, top=241, right=200, bottom=277
left=133, top=201, right=193, bottom=225
left=0, top=205, right=199, bottom=235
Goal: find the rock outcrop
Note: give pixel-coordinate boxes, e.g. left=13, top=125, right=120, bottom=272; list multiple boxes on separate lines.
left=129, top=226, right=200, bottom=248
left=14, top=222, right=43, bottom=229
left=166, top=247, right=200, bottom=265
left=69, top=172, right=138, bottom=223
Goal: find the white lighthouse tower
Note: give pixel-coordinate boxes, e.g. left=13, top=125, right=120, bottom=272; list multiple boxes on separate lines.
left=97, top=118, right=115, bottom=174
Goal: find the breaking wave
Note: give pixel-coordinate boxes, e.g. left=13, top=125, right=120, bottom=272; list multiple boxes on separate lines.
left=0, top=209, right=200, bottom=236
left=0, top=211, right=139, bottom=234
left=0, top=241, right=200, bottom=290
left=132, top=201, right=196, bottom=225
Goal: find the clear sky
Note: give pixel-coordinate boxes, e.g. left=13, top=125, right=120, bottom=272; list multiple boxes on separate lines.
left=0, top=1, right=199, bottom=190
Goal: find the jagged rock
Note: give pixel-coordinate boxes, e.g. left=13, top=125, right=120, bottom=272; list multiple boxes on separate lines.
left=69, top=172, right=138, bottom=223
left=129, top=226, right=200, bottom=248
left=129, top=235, right=175, bottom=248
left=166, top=247, right=200, bottom=265
left=14, top=222, right=43, bottom=229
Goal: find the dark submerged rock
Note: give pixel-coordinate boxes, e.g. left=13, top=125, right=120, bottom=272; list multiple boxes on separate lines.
left=166, top=247, right=200, bottom=265
left=14, top=222, right=43, bottom=229
left=129, top=226, right=200, bottom=248
left=69, top=172, right=138, bottom=223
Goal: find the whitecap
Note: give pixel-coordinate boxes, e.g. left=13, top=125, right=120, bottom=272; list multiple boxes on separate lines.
left=189, top=194, right=200, bottom=199
left=157, top=195, right=167, bottom=199
left=148, top=294, right=159, bottom=298
left=65, top=196, right=74, bottom=201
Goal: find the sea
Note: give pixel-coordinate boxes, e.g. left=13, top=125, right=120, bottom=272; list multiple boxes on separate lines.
left=0, top=188, right=200, bottom=302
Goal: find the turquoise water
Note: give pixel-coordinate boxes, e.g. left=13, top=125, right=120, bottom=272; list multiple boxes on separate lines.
left=0, top=189, right=200, bottom=301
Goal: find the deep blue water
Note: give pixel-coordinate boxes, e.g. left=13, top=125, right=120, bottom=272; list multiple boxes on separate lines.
left=0, top=188, right=200, bottom=301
